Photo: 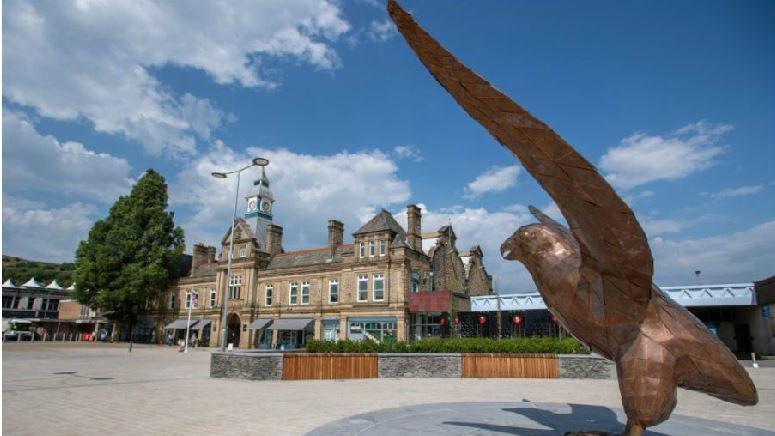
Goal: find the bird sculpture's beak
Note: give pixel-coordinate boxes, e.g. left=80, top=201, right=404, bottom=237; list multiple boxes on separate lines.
left=501, top=236, right=521, bottom=261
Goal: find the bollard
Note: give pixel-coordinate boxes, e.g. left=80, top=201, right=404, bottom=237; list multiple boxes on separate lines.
left=752, top=352, right=759, bottom=368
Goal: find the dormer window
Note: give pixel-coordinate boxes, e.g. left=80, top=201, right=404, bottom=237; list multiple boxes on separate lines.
left=239, top=246, right=246, bottom=258
left=359, top=242, right=366, bottom=258
left=369, top=241, right=375, bottom=257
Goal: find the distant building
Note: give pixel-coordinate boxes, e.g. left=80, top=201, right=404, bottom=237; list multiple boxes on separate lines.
left=1, top=278, right=106, bottom=340
left=471, top=279, right=775, bottom=357
left=152, top=168, right=492, bottom=348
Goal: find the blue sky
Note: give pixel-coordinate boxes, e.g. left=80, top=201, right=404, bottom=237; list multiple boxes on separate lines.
left=3, top=0, right=774, bottom=292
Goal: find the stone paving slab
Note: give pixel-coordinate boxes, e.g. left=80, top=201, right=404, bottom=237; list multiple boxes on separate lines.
left=3, top=343, right=774, bottom=435
left=308, top=401, right=775, bottom=435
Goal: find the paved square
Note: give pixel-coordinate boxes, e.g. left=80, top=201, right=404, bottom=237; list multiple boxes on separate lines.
left=3, top=343, right=774, bottom=435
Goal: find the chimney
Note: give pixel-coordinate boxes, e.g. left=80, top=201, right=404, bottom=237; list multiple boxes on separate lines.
left=206, top=246, right=217, bottom=263
left=406, top=204, right=422, bottom=252
left=327, top=220, right=344, bottom=258
left=191, top=243, right=208, bottom=276
left=266, top=224, right=284, bottom=256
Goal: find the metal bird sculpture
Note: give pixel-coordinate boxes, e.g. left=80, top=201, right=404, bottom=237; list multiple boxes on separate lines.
left=386, top=2, right=757, bottom=435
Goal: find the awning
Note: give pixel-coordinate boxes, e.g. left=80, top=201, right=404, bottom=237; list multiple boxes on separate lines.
left=268, top=318, right=313, bottom=331
left=247, top=318, right=273, bottom=330
left=9, top=319, right=32, bottom=324
left=194, top=319, right=212, bottom=331
left=164, top=318, right=198, bottom=330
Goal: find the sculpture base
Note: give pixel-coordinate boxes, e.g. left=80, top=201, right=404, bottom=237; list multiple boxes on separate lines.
left=309, top=402, right=772, bottom=435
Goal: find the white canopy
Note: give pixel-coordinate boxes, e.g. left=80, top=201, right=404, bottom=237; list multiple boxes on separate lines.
left=66, top=282, right=76, bottom=291
left=22, top=277, right=42, bottom=288
left=2, top=279, right=14, bottom=288
left=47, top=280, right=63, bottom=290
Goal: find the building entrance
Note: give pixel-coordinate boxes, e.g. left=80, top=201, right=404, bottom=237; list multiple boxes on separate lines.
left=227, top=313, right=240, bottom=347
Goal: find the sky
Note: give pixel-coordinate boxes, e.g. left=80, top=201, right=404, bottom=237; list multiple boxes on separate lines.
left=2, top=0, right=774, bottom=292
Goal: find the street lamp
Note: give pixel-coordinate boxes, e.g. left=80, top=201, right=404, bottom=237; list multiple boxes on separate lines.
left=211, top=157, right=269, bottom=351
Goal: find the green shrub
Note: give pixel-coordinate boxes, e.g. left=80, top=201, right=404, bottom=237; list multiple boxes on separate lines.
left=306, top=337, right=587, bottom=354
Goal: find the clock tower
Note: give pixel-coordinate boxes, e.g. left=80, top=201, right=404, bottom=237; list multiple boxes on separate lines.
left=245, top=165, right=274, bottom=251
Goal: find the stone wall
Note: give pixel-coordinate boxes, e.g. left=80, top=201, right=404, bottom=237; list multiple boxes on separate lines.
left=378, top=353, right=461, bottom=378
left=210, top=352, right=283, bottom=380
left=558, top=354, right=615, bottom=379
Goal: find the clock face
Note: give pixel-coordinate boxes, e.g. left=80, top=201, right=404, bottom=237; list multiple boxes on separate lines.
left=248, top=200, right=257, bottom=211
left=261, top=201, right=272, bottom=213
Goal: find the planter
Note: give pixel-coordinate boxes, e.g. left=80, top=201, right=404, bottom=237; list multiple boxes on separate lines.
left=210, top=352, right=613, bottom=381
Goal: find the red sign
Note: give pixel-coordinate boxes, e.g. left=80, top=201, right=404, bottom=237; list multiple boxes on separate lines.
left=407, top=290, right=451, bottom=313
left=439, top=318, right=446, bottom=326
left=512, top=315, right=522, bottom=325
left=454, top=316, right=460, bottom=325
left=478, top=315, right=487, bottom=325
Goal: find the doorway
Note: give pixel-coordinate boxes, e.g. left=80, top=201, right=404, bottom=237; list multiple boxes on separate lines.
left=734, top=324, right=752, bottom=357
left=227, top=313, right=241, bottom=347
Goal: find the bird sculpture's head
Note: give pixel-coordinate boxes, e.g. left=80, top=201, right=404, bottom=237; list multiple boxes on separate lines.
left=501, top=223, right=573, bottom=269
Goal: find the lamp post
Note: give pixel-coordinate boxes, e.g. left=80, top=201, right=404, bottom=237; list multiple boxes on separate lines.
left=212, top=157, right=269, bottom=352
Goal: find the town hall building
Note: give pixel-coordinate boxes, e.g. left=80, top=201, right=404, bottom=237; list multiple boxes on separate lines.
left=153, top=167, right=493, bottom=349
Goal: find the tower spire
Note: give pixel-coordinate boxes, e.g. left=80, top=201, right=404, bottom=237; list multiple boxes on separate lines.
left=245, top=164, right=274, bottom=251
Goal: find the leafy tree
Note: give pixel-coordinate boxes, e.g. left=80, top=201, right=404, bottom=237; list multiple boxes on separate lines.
left=74, top=169, right=184, bottom=351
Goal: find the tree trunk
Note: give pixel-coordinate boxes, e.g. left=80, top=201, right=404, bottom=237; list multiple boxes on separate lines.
left=128, top=319, right=134, bottom=352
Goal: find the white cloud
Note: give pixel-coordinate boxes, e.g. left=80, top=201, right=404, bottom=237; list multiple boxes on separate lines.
left=652, top=220, right=775, bottom=286
left=392, top=145, right=424, bottom=162
left=170, top=142, right=411, bottom=252
left=705, top=184, right=764, bottom=199
left=367, top=18, right=397, bottom=42
left=2, top=197, right=98, bottom=262
left=3, top=110, right=133, bottom=203
left=3, top=0, right=350, bottom=155
left=600, top=121, right=730, bottom=190
left=395, top=204, right=537, bottom=292
left=464, top=165, right=520, bottom=199
left=641, top=218, right=687, bottom=236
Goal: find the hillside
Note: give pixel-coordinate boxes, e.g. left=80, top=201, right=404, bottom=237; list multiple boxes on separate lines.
left=1, top=255, right=75, bottom=287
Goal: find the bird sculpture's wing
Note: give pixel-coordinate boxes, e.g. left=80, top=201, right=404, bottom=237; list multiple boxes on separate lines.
left=388, top=1, right=653, bottom=302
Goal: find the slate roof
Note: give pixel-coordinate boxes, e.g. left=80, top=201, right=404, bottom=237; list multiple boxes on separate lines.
left=353, top=209, right=408, bottom=245
left=267, top=244, right=354, bottom=270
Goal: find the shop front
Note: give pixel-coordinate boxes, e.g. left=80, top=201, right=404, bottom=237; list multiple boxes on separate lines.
left=268, top=317, right=313, bottom=350
left=347, top=317, right=397, bottom=342
left=247, top=318, right=273, bottom=349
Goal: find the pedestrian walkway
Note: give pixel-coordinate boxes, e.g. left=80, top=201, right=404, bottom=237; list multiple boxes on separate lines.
left=3, top=343, right=774, bottom=435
